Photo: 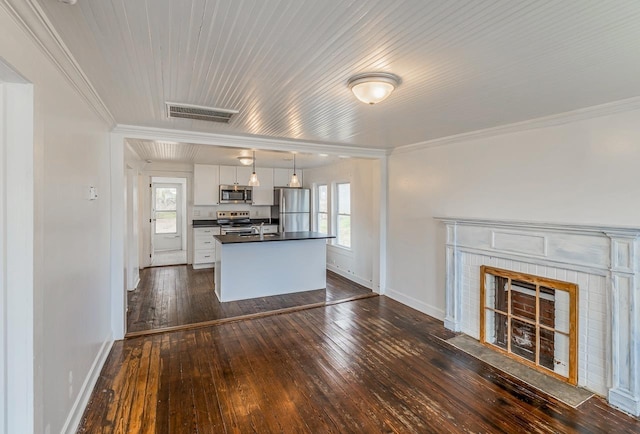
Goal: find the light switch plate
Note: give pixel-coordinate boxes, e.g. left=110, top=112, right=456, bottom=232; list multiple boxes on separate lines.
left=89, top=186, right=98, bottom=200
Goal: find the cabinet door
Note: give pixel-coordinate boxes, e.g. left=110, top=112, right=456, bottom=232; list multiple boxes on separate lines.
left=273, top=168, right=291, bottom=187
left=193, top=164, right=219, bottom=205
left=262, top=224, right=278, bottom=234
left=252, top=168, right=274, bottom=205
left=235, top=166, right=253, bottom=185
left=219, top=165, right=237, bottom=185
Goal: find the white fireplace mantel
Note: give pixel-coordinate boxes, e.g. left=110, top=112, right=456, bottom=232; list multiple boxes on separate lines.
left=436, top=217, right=640, bottom=417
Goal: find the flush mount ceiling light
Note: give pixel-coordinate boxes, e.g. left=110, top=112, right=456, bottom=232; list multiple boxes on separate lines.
left=289, top=154, right=301, bottom=188
left=237, top=156, right=253, bottom=165
left=248, top=151, right=260, bottom=187
left=348, top=72, right=400, bottom=105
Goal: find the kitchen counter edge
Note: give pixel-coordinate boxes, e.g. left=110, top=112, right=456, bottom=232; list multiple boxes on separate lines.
left=214, top=231, right=335, bottom=244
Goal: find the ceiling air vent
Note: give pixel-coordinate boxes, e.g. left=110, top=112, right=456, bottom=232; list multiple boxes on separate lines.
left=165, top=102, right=239, bottom=124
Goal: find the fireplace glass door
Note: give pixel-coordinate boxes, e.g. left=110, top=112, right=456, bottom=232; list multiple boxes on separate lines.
left=480, top=266, right=578, bottom=385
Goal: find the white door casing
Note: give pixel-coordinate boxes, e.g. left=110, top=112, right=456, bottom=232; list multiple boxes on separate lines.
left=0, top=69, right=35, bottom=434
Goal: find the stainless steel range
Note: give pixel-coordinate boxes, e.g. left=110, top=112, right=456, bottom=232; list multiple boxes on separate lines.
left=216, top=211, right=254, bottom=235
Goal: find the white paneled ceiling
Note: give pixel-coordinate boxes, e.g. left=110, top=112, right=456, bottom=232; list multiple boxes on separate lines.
left=37, top=0, right=640, bottom=149
left=126, top=139, right=342, bottom=169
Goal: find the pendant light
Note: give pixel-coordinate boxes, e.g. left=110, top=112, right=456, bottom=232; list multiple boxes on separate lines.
left=289, top=154, right=301, bottom=188
left=248, top=151, right=260, bottom=186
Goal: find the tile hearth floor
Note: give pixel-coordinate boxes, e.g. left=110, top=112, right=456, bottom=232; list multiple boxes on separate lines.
left=446, top=334, right=593, bottom=407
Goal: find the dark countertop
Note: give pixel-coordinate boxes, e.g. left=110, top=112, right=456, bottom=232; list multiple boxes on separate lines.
left=214, top=231, right=335, bottom=244
left=193, top=218, right=278, bottom=228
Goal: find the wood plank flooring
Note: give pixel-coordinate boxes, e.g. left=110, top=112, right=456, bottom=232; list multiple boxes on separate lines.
left=127, top=266, right=372, bottom=334
left=81, top=296, right=640, bottom=433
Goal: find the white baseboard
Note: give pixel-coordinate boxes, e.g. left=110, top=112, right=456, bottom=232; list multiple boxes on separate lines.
left=385, top=287, right=445, bottom=321
left=326, top=264, right=373, bottom=290
left=192, top=263, right=214, bottom=270
left=61, top=334, right=114, bottom=434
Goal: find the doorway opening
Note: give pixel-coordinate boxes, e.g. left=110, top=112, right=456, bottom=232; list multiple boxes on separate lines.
left=150, top=177, right=187, bottom=266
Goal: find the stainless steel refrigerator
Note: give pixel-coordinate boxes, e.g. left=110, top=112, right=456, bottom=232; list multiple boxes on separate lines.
left=271, top=188, right=310, bottom=232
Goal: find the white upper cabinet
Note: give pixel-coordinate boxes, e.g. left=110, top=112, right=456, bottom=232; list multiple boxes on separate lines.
left=219, top=165, right=237, bottom=185
left=220, top=165, right=253, bottom=185
left=193, top=164, right=220, bottom=205
left=252, top=168, right=274, bottom=205
left=236, top=166, right=252, bottom=185
left=274, top=168, right=304, bottom=187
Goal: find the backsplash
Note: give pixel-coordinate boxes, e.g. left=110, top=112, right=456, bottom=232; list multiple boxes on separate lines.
left=192, top=204, right=271, bottom=219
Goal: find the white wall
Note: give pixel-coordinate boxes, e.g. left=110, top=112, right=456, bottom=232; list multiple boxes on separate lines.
left=0, top=7, right=113, bottom=434
left=304, top=159, right=381, bottom=290
left=387, top=108, right=640, bottom=320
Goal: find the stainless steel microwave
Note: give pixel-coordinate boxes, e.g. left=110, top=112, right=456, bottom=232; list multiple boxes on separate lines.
left=219, top=185, right=253, bottom=204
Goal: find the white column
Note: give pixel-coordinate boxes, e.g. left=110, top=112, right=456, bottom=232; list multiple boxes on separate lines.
left=1, top=79, right=35, bottom=434
left=607, top=232, right=640, bottom=416
left=110, top=133, right=126, bottom=340
left=444, top=223, right=461, bottom=331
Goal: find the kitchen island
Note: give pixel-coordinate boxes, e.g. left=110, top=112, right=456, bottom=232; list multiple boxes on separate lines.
left=214, top=231, right=335, bottom=302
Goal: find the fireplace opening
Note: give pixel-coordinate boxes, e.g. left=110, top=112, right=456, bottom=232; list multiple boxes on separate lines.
left=480, top=266, right=578, bottom=384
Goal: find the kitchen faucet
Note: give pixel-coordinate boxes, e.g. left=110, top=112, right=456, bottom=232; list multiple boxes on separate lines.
left=251, top=222, right=265, bottom=238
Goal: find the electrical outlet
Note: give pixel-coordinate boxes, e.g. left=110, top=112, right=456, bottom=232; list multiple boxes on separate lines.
left=88, top=186, right=98, bottom=200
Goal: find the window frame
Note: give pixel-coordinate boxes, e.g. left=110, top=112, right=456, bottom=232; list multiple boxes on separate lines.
left=334, top=182, right=351, bottom=249
left=315, top=183, right=329, bottom=235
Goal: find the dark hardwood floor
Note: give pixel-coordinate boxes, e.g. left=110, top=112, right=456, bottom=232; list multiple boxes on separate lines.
left=81, top=296, right=639, bottom=433
left=127, top=266, right=373, bottom=335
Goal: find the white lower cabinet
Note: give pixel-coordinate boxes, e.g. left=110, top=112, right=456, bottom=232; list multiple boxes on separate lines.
left=193, top=227, right=220, bottom=269
left=262, top=224, right=278, bottom=234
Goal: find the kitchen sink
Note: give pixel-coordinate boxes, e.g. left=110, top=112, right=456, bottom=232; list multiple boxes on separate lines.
left=238, top=233, right=279, bottom=238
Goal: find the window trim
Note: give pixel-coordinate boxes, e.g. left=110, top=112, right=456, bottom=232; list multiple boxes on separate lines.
left=334, top=182, right=351, bottom=249
left=314, top=183, right=329, bottom=234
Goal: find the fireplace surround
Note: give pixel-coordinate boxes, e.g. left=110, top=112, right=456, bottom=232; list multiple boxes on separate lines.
left=437, top=217, right=640, bottom=416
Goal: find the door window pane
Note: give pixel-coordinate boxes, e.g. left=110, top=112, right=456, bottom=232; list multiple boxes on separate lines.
left=155, top=187, right=177, bottom=211
left=155, top=186, right=178, bottom=234
left=156, top=211, right=177, bottom=234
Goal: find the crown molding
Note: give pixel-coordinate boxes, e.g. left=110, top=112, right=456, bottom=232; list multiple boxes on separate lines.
left=435, top=216, right=640, bottom=238
left=0, top=0, right=116, bottom=127
left=393, top=96, right=640, bottom=155
left=111, top=124, right=388, bottom=159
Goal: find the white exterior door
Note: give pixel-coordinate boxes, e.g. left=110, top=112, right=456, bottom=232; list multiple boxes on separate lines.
left=152, top=183, right=182, bottom=251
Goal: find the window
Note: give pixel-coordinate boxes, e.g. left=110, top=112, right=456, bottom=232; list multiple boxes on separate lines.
left=154, top=186, right=178, bottom=234
left=317, top=184, right=328, bottom=234
left=336, top=183, right=351, bottom=248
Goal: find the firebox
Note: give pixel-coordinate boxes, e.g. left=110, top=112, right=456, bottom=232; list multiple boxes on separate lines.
left=480, top=266, right=578, bottom=384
